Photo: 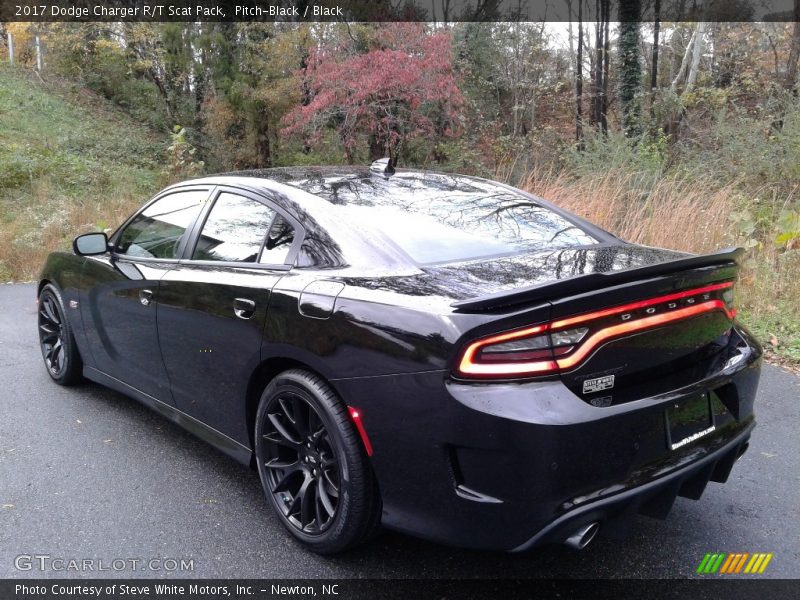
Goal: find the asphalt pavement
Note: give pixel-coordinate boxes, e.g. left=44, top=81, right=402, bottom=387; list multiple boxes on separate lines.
left=1, top=283, right=798, bottom=579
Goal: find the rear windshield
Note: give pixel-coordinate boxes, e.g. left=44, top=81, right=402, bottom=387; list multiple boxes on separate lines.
left=284, top=171, right=598, bottom=265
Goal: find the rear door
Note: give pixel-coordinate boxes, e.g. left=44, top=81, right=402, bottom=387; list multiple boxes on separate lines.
left=80, top=187, right=210, bottom=402
left=156, top=187, right=302, bottom=444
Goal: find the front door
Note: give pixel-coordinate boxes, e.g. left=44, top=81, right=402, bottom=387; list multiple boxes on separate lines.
left=80, top=188, right=210, bottom=403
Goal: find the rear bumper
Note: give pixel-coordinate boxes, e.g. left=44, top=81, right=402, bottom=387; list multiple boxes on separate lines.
left=331, top=324, right=762, bottom=551
left=511, top=424, right=752, bottom=551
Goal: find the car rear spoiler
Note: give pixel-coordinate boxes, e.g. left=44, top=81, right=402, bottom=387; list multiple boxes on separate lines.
left=450, top=247, right=744, bottom=312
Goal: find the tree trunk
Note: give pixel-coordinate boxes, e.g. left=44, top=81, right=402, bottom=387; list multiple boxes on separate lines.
left=566, top=0, right=575, bottom=76
left=254, top=106, right=271, bottom=168
left=591, top=0, right=602, bottom=127
left=299, top=47, right=313, bottom=154
left=601, top=0, right=610, bottom=135
left=576, top=0, right=584, bottom=148
left=670, top=27, right=696, bottom=93
left=516, top=22, right=522, bottom=137
left=150, top=71, right=175, bottom=124
left=618, top=0, right=642, bottom=138
left=665, top=23, right=706, bottom=141
left=684, top=22, right=707, bottom=93
left=193, top=29, right=208, bottom=161
left=368, top=133, right=384, bottom=161
left=772, top=1, right=800, bottom=131
left=649, top=0, right=661, bottom=118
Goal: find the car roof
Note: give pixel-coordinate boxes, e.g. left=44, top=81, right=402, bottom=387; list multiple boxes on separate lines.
left=170, top=167, right=613, bottom=271
left=175, top=168, right=446, bottom=272
left=183, top=165, right=494, bottom=197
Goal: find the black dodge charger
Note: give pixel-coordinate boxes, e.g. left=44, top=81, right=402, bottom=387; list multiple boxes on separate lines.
left=37, top=161, right=761, bottom=553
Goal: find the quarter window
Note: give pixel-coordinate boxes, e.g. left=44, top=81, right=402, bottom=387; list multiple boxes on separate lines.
left=116, top=190, right=207, bottom=259
left=260, top=214, right=296, bottom=265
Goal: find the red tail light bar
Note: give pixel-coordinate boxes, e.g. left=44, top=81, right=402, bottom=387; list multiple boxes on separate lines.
left=456, top=281, right=736, bottom=379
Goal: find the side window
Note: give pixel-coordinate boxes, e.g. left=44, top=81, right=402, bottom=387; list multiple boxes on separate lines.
left=260, top=214, right=295, bottom=265
left=116, top=190, right=207, bottom=259
left=192, top=193, right=277, bottom=263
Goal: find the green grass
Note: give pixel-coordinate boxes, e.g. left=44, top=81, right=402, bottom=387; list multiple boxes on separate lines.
left=0, top=63, right=164, bottom=280
left=740, top=303, right=800, bottom=363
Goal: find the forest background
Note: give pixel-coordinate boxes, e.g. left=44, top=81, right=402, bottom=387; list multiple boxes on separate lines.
left=2, top=8, right=800, bottom=365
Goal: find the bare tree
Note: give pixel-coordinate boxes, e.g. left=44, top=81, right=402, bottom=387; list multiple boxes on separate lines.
left=670, top=22, right=707, bottom=95
left=575, top=0, right=584, bottom=148
left=590, top=0, right=610, bottom=132
left=649, top=0, right=661, bottom=117
left=685, top=22, right=707, bottom=92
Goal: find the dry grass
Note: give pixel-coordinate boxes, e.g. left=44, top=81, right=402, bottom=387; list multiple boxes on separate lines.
left=519, top=168, right=734, bottom=254
left=519, top=168, right=800, bottom=362
left=0, top=178, right=149, bottom=282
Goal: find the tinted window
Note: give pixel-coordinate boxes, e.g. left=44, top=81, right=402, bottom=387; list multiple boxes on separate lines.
left=280, top=171, right=599, bottom=265
left=116, top=190, right=207, bottom=259
left=192, top=193, right=277, bottom=263
left=260, top=214, right=295, bottom=265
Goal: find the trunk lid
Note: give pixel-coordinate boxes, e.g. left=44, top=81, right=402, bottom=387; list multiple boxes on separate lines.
left=425, top=243, right=689, bottom=305
left=445, top=245, right=742, bottom=405
left=547, top=263, right=738, bottom=405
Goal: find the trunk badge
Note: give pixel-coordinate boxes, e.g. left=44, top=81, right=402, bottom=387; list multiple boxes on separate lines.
left=583, top=374, right=615, bottom=394
left=68, top=300, right=79, bottom=309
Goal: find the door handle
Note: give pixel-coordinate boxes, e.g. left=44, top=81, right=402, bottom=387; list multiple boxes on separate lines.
left=233, top=298, right=256, bottom=320
left=139, top=289, right=154, bottom=306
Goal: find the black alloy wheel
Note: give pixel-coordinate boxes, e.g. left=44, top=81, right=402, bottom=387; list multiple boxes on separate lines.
left=37, top=284, right=82, bottom=385
left=262, top=391, right=341, bottom=533
left=254, top=369, right=380, bottom=553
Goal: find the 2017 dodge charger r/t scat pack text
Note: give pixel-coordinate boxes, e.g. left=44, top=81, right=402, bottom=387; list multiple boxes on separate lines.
left=37, top=162, right=761, bottom=553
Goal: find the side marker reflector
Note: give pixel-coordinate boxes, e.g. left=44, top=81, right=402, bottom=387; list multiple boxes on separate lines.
left=348, top=406, right=373, bottom=457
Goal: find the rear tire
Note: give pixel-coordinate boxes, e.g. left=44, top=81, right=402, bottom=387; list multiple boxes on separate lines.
left=254, top=369, right=380, bottom=554
left=37, top=284, right=83, bottom=386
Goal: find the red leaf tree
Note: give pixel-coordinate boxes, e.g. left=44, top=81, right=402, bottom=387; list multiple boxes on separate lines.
left=281, top=24, right=464, bottom=162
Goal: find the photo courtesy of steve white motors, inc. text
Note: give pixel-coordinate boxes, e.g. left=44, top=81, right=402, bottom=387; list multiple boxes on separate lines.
left=12, top=3, right=345, bottom=19
left=14, top=583, right=341, bottom=597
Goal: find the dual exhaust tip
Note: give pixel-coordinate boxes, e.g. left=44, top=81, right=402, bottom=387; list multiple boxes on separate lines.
left=563, top=522, right=600, bottom=550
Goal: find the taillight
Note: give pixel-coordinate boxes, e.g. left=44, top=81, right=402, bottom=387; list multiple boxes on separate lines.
left=455, top=281, right=736, bottom=380
left=458, top=324, right=558, bottom=377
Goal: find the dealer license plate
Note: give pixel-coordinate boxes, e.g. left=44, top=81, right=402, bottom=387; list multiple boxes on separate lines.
left=666, top=393, right=715, bottom=451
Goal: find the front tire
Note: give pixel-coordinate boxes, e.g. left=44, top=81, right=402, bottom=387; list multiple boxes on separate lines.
left=254, top=369, right=380, bottom=554
left=37, top=284, right=83, bottom=385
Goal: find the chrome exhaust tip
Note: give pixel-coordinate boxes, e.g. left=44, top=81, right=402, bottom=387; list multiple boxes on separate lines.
left=563, top=522, right=600, bottom=550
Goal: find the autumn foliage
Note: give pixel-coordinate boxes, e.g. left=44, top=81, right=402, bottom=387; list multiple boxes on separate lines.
left=281, top=24, right=464, bottom=161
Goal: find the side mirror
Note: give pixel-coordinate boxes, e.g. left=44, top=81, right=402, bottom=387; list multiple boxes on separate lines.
left=73, top=232, right=109, bottom=256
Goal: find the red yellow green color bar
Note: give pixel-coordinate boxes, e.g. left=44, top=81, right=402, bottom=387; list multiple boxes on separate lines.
left=697, top=552, right=773, bottom=574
